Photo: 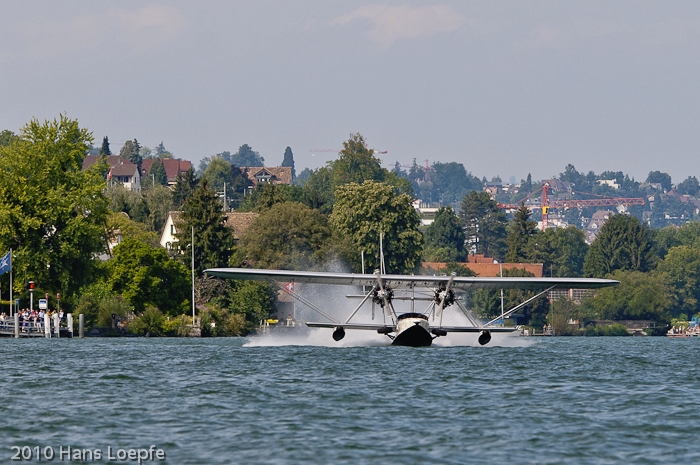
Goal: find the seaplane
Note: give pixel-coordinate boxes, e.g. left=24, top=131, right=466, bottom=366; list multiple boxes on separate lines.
left=205, top=267, right=618, bottom=347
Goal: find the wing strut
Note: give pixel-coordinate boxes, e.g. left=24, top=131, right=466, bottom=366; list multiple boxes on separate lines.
left=343, top=288, right=374, bottom=324
left=483, top=285, right=556, bottom=327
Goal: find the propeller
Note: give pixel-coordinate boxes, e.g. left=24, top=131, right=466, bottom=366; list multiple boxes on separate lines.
left=435, top=275, right=456, bottom=328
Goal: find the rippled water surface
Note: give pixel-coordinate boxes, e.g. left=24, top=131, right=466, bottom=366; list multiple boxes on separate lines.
left=2, top=336, right=700, bottom=464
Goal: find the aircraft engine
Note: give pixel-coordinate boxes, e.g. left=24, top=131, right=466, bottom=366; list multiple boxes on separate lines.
left=332, top=326, right=346, bottom=341
left=478, top=330, right=492, bottom=346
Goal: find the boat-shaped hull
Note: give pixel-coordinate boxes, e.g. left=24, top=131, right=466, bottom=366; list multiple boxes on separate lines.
left=392, top=317, right=433, bottom=347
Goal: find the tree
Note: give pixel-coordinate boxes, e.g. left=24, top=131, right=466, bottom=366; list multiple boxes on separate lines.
left=108, top=238, right=190, bottom=314
left=459, top=191, right=507, bottom=259
left=584, top=214, right=656, bottom=277
left=330, top=181, right=422, bottom=274
left=653, top=222, right=700, bottom=259
left=150, top=158, right=168, bottom=186
left=506, top=205, right=538, bottom=263
left=430, top=162, right=482, bottom=204
left=579, top=270, right=674, bottom=323
left=100, top=136, right=111, bottom=155
left=239, top=183, right=306, bottom=212
left=0, top=130, right=18, bottom=146
left=676, top=176, right=700, bottom=196
left=155, top=141, right=172, bottom=158
left=235, top=202, right=339, bottom=270
left=423, top=207, right=466, bottom=262
left=657, top=246, right=700, bottom=318
left=176, top=179, right=235, bottom=276
left=331, top=133, right=385, bottom=186
left=646, top=171, right=672, bottom=192
left=106, top=212, right=160, bottom=249
left=281, top=146, right=296, bottom=179
left=0, top=115, right=109, bottom=298
left=119, top=139, right=142, bottom=170
left=172, top=167, right=199, bottom=208
left=528, top=226, right=588, bottom=277
left=231, top=144, right=264, bottom=167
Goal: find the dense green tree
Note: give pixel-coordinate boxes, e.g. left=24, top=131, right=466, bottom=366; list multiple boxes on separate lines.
left=201, top=155, right=249, bottom=204
left=142, top=184, right=174, bottom=233
left=235, top=201, right=346, bottom=270
left=99, top=136, right=111, bottom=155
left=301, top=166, right=335, bottom=214
left=331, top=133, right=385, bottom=186
left=172, top=167, right=199, bottom=208
left=646, top=171, right=672, bottom=191
left=459, top=191, right=507, bottom=259
left=584, top=214, right=656, bottom=277
left=330, top=181, right=422, bottom=274
left=580, top=270, right=674, bottom=322
left=657, top=246, right=700, bottom=317
left=231, top=144, right=264, bottom=167
left=0, top=130, right=18, bottom=146
left=676, top=176, right=700, bottom=196
left=430, top=162, right=482, bottom=204
left=296, top=167, right=313, bottom=186
left=653, top=222, right=700, bottom=259
left=149, top=158, right=168, bottom=186
left=423, top=207, right=466, bottom=262
left=108, top=238, right=190, bottom=314
left=155, top=141, right=172, bottom=158
left=119, top=139, right=142, bottom=169
left=176, top=179, right=235, bottom=275
left=506, top=205, right=538, bottom=263
left=0, top=115, right=109, bottom=298
left=528, top=226, right=588, bottom=277
left=281, top=146, right=296, bottom=179
left=239, top=183, right=308, bottom=212
left=106, top=212, right=160, bottom=249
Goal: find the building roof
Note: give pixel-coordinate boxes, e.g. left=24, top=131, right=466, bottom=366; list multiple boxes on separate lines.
left=141, top=158, right=192, bottom=182
left=225, top=212, right=259, bottom=240
left=422, top=261, right=544, bottom=277
left=241, top=166, right=293, bottom=186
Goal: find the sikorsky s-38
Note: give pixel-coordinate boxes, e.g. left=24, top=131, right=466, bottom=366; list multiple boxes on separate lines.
left=205, top=267, right=618, bottom=347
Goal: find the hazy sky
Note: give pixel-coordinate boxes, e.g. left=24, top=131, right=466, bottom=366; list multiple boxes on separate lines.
left=2, top=1, right=700, bottom=184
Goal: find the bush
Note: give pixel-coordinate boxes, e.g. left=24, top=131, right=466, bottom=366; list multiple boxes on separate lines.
left=200, top=305, right=246, bottom=337
left=128, top=306, right=165, bottom=336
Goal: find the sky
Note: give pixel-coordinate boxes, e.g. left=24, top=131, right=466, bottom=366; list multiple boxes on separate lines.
left=2, top=1, right=700, bottom=184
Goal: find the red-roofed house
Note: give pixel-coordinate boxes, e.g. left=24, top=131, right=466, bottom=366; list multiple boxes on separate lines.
left=241, top=167, right=293, bottom=186
left=82, top=155, right=141, bottom=191
left=141, top=158, right=192, bottom=186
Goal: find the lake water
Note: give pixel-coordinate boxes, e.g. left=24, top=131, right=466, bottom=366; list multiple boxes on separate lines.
left=1, top=334, right=699, bottom=464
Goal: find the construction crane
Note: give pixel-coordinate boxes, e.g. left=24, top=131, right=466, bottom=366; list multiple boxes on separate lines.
left=309, top=149, right=388, bottom=154
left=498, top=183, right=645, bottom=229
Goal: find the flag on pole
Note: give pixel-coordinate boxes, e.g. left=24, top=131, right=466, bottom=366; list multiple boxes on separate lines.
left=107, top=166, right=113, bottom=181
left=0, top=251, right=11, bottom=276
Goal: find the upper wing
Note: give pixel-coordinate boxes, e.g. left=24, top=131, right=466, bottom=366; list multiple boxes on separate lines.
left=205, top=268, right=618, bottom=290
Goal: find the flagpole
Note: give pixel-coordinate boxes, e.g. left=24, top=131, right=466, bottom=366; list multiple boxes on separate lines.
left=9, top=248, right=12, bottom=317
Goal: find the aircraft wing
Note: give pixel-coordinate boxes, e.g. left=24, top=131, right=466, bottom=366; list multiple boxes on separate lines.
left=436, top=326, right=517, bottom=333
left=205, top=267, right=618, bottom=290
left=306, top=322, right=394, bottom=331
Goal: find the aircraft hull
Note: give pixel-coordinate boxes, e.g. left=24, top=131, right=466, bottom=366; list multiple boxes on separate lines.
left=391, top=319, right=433, bottom=347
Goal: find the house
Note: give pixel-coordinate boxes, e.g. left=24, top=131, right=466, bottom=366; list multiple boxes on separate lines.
left=160, top=211, right=259, bottom=250
left=584, top=210, right=615, bottom=243
left=241, top=167, right=293, bottom=187
left=422, top=254, right=544, bottom=277
left=141, top=158, right=193, bottom=186
left=597, top=179, right=620, bottom=190
left=83, top=155, right=141, bottom=191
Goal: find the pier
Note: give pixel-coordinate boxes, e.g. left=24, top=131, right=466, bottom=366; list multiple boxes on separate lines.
left=0, top=313, right=82, bottom=338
